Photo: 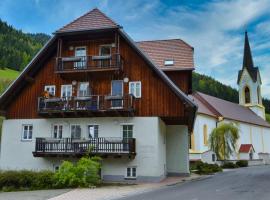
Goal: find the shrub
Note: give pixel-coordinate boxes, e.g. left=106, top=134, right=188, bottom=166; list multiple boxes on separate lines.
left=53, top=157, right=101, bottom=188
left=195, top=162, right=222, bottom=175
left=0, top=170, right=54, bottom=191
left=190, top=161, right=204, bottom=171
left=222, top=162, right=239, bottom=169
left=236, top=160, right=248, bottom=167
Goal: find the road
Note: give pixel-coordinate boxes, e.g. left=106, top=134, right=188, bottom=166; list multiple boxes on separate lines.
left=119, top=165, right=270, bottom=200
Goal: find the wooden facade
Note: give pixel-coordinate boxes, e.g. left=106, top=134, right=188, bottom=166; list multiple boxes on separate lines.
left=4, top=31, right=192, bottom=125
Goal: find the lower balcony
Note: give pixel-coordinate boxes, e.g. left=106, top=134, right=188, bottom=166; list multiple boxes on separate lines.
left=38, top=94, right=135, bottom=117
left=33, top=137, right=136, bottom=158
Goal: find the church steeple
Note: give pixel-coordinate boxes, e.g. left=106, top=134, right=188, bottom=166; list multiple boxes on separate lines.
left=237, top=31, right=265, bottom=119
left=242, top=31, right=254, bottom=70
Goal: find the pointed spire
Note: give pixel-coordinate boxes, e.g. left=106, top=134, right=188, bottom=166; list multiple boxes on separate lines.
left=242, top=31, right=254, bottom=69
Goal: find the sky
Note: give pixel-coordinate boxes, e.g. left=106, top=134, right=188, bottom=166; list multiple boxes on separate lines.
left=1, top=0, right=270, bottom=97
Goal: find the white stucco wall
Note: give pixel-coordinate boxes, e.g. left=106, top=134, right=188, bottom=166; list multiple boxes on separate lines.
left=189, top=113, right=270, bottom=162
left=166, top=125, right=189, bottom=175
left=0, top=117, right=171, bottom=182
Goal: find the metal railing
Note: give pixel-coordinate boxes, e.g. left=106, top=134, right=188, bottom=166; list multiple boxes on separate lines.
left=34, top=137, right=136, bottom=155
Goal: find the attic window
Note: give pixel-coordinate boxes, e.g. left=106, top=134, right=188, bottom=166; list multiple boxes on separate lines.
left=164, top=59, right=174, bottom=66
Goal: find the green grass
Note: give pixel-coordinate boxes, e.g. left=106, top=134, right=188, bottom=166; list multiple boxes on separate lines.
left=266, top=113, right=270, bottom=124
left=0, top=68, right=19, bottom=80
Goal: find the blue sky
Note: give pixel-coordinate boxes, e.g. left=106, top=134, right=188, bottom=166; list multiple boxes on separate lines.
left=1, top=0, right=270, bottom=98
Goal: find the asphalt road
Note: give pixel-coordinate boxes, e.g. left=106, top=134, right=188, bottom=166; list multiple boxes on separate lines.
left=119, top=165, right=270, bottom=200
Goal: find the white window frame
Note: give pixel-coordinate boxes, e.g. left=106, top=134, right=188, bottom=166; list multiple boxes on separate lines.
left=44, top=85, right=56, bottom=96
left=126, top=166, right=137, bottom=179
left=77, top=82, right=90, bottom=97
left=164, top=59, right=174, bottom=66
left=99, top=44, right=112, bottom=56
left=129, top=81, right=141, bottom=98
left=70, top=124, right=81, bottom=139
left=21, top=124, right=33, bottom=141
left=61, top=84, right=72, bottom=98
left=74, top=46, right=87, bottom=69
left=111, top=80, right=124, bottom=108
left=122, top=124, right=133, bottom=139
left=52, top=124, right=63, bottom=139
left=88, top=125, right=99, bottom=139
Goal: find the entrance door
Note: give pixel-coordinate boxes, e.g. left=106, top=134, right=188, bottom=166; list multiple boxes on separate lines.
left=53, top=125, right=63, bottom=139
left=75, top=47, right=86, bottom=69
left=111, top=80, right=123, bottom=108
left=123, top=125, right=133, bottom=151
left=99, top=45, right=111, bottom=67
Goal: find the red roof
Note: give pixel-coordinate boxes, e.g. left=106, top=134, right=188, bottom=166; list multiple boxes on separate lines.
left=239, top=144, right=254, bottom=153
left=56, top=8, right=119, bottom=33
left=136, top=39, right=194, bottom=70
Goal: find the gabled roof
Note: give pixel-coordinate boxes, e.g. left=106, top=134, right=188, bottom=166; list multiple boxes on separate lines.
left=239, top=144, right=255, bottom=153
left=56, top=8, right=119, bottom=33
left=191, top=92, right=270, bottom=128
left=136, top=39, right=194, bottom=71
left=237, top=31, right=259, bottom=84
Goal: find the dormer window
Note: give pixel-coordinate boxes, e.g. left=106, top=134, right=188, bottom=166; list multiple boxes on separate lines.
left=164, top=59, right=174, bottom=66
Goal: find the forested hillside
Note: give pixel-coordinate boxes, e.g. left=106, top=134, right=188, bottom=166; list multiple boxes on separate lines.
left=0, top=19, right=50, bottom=71
left=193, top=72, right=270, bottom=113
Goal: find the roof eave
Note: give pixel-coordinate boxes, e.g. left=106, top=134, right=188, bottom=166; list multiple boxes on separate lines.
left=54, top=26, right=121, bottom=36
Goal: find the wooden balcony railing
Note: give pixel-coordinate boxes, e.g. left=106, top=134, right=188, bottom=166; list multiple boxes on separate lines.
left=38, top=94, right=135, bottom=117
left=55, top=53, right=123, bottom=73
left=33, top=137, right=136, bottom=157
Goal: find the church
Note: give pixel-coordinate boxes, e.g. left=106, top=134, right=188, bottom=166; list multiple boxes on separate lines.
left=189, top=32, right=270, bottom=164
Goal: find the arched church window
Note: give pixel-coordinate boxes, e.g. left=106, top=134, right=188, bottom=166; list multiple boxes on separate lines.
left=244, top=86, right=251, bottom=104
left=257, top=86, right=261, bottom=104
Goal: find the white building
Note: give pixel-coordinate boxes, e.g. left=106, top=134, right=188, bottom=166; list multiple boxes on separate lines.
left=189, top=32, right=270, bottom=163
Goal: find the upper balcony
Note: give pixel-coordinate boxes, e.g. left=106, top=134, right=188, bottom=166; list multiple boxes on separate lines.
left=38, top=94, right=135, bottom=117
left=55, top=53, right=123, bottom=74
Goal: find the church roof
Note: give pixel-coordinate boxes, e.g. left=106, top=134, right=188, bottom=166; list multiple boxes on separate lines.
left=237, top=31, right=259, bottom=84
left=239, top=144, right=255, bottom=153
left=190, top=92, right=270, bottom=128
left=136, top=39, right=194, bottom=70
left=56, top=8, right=119, bottom=33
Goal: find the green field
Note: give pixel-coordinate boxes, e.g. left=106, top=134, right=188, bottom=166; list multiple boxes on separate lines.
left=0, top=68, right=20, bottom=80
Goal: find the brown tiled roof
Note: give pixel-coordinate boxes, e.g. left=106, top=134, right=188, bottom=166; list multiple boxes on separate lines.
left=192, top=92, right=270, bottom=128
left=239, top=144, right=254, bottom=153
left=136, top=39, right=194, bottom=70
left=56, top=8, right=119, bottom=33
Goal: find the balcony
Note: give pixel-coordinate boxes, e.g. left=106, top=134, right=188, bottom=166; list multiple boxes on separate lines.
left=38, top=94, right=135, bottom=117
left=55, top=53, right=123, bottom=73
left=33, top=137, right=136, bottom=158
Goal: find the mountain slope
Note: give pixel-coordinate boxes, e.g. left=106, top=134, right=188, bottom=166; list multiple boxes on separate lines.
left=0, top=19, right=50, bottom=71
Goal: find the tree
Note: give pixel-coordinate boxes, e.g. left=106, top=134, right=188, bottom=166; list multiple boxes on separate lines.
left=209, top=122, right=239, bottom=160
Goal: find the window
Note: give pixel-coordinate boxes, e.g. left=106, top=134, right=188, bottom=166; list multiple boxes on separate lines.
left=203, top=125, right=208, bottom=146
left=53, top=125, right=63, bottom=139
left=77, top=82, right=90, bottom=97
left=71, top=125, right=81, bottom=139
left=88, top=125, right=98, bottom=138
left=257, top=86, right=262, bottom=104
left=111, top=80, right=123, bottom=108
left=44, top=85, right=56, bottom=96
left=126, top=167, right=136, bottom=178
left=164, top=59, right=174, bottom=66
left=244, top=86, right=251, bottom=104
left=212, top=154, right=216, bottom=162
left=129, top=81, right=141, bottom=98
left=22, top=125, right=33, bottom=140
left=61, top=85, right=72, bottom=98
left=74, top=47, right=87, bottom=69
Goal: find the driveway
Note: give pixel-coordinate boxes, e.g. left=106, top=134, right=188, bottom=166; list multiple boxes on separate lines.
left=119, top=165, right=270, bottom=200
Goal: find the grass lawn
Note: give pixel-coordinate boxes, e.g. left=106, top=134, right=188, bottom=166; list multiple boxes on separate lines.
left=0, top=68, right=19, bottom=80
left=266, top=113, right=270, bottom=124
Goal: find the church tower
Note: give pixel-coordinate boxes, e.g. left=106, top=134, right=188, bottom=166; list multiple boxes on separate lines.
left=237, top=31, right=265, bottom=119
